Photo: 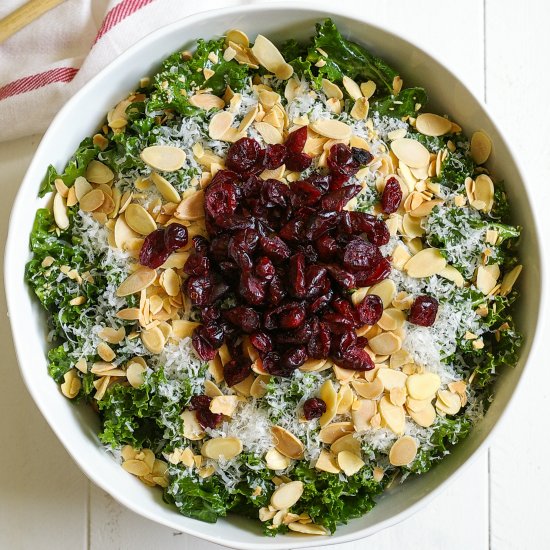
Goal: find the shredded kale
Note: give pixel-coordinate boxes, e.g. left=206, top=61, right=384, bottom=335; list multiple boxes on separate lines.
left=371, top=87, right=428, bottom=118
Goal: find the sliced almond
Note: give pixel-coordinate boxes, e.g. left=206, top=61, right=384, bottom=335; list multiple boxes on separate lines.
left=474, top=174, right=494, bottom=213
left=181, top=409, right=205, bottom=440
left=189, top=93, right=225, bottom=110
left=210, top=395, right=240, bottom=417
left=322, top=78, right=343, bottom=100
left=254, top=121, right=283, bottom=144
left=369, top=332, right=402, bottom=355
left=391, top=138, right=430, bottom=169
left=86, top=160, right=114, bottom=184
left=265, top=448, right=291, bottom=470
left=270, top=480, right=303, bottom=510
left=315, top=450, right=340, bottom=474
left=150, top=172, right=180, bottom=203
left=342, top=75, right=362, bottom=100
left=141, top=326, right=165, bottom=354
left=407, top=402, right=436, bottom=427
left=352, top=378, right=384, bottom=400
left=226, top=28, right=249, bottom=47
left=378, top=395, right=405, bottom=435
left=360, top=80, right=376, bottom=99
left=319, top=379, right=338, bottom=427
left=310, top=118, right=352, bottom=140
left=406, top=372, right=441, bottom=400
left=171, top=319, right=200, bottom=340
left=116, top=268, right=156, bottom=297
left=476, top=264, right=500, bottom=295
left=500, top=265, right=522, bottom=296
left=404, top=248, right=446, bottom=278
left=141, top=145, right=186, bottom=172
left=53, top=192, right=70, bottom=230
left=352, top=399, right=378, bottom=431
left=251, top=34, right=293, bottom=80
left=126, top=362, right=146, bottom=388
left=237, top=104, right=259, bottom=133
left=201, top=437, right=243, bottom=460
left=175, top=190, right=205, bottom=220
left=368, top=279, right=396, bottom=308
left=74, top=176, right=93, bottom=201
left=122, top=459, right=150, bottom=477
left=415, top=113, right=452, bottom=137
left=60, top=369, right=81, bottom=399
left=438, top=265, right=465, bottom=287
left=80, top=189, right=105, bottom=212
left=350, top=97, right=369, bottom=120
left=331, top=433, right=361, bottom=455
left=389, top=435, right=418, bottom=466
left=299, top=358, right=328, bottom=373
left=209, top=111, right=235, bottom=140
left=318, top=422, right=354, bottom=444
left=125, top=203, right=157, bottom=235
left=378, top=308, right=406, bottom=331
left=288, top=523, right=328, bottom=535
left=436, top=389, right=462, bottom=415
left=471, top=130, right=492, bottom=165
left=337, top=450, right=364, bottom=476
left=250, top=374, right=270, bottom=398
left=272, top=426, right=304, bottom=459
left=376, top=368, right=407, bottom=390
left=204, top=380, right=223, bottom=398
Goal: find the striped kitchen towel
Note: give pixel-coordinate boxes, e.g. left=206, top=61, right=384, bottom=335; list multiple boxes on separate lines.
left=0, top=0, right=253, bottom=141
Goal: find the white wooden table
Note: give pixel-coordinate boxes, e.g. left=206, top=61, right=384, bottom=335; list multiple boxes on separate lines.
left=1, top=1, right=549, bottom=548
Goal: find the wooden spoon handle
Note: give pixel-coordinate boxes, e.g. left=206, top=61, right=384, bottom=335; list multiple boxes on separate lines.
left=0, top=0, right=67, bottom=44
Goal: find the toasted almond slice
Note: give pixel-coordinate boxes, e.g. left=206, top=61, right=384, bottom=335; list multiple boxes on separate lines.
left=474, top=174, right=494, bottom=213
left=369, top=332, right=402, bottom=355
left=60, top=369, right=81, bottom=399
left=336, top=384, right=354, bottom=414
left=436, top=389, right=462, bottom=415
left=204, top=380, right=223, bottom=398
left=141, top=326, right=165, bottom=354
left=126, top=362, right=146, bottom=388
left=90, top=361, right=115, bottom=374
left=288, top=522, right=329, bottom=535
left=360, top=80, right=376, bottom=99
left=226, top=28, right=249, bottom=47
left=406, top=372, right=441, bottom=400
left=319, top=422, right=355, bottom=444
left=378, top=308, right=406, bottom=331
left=141, top=145, right=186, bottom=172
left=99, top=326, right=125, bottom=345
left=351, top=399, right=377, bottom=431
left=379, top=395, right=405, bottom=435
left=238, top=104, right=259, bottom=133
left=476, top=264, right=500, bottom=295
left=210, top=395, right=240, bottom=416
left=116, top=307, right=140, bottom=320
left=409, top=199, right=444, bottom=218
left=265, top=448, right=291, bottom=470
left=171, top=319, right=200, bottom=340
left=272, top=426, right=304, bottom=459
left=86, top=160, right=114, bottom=184
left=415, top=113, right=452, bottom=137
left=438, top=265, right=465, bottom=287
left=125, top=203, right=156, bottom=235
left=271, top=480, right=303, bottom=511
left=404, top=248, right=446, bottom=278
left=310, top=118, right=351, bottom=140
left=331, top=433, right=361, bottom=455
left=73, top=176, right=93, bottom=202
left=79, top=189, right=105, bottom=212
left=54, top=178, right=69, bottom=197
left=189, top=93, right=225, bottom=110
left=352, top=378, right=384, bottom=400
left=254, top=121, right=283, bottom=144
left=391, top=138, right=430, bottom=169
left=209, top=111, right=235, bottom=140
left=175, top=190, right=205, bottom=220
left=407, top=402, right=436, bottom=427
left=321, top=78, right=343, bottom=99
left=201, top=436, right=243, bottom=460
left=471, top=130, right=492, bottom=164
left=122, top=459, right=150, bottom=477
left=150, top=172, right=180, bottom=203
left=181, top=409, right=205, bottom=440
left=232, top=373, right=255, bottom=397
left=250, top=374, right=270, bottom=398
left=116, top=268, right=156, bottom=297
left=319, top=379, right=337, bottom=427
left=368, top=279, right=396, bottom=308
left=389, top=435, right=418, bottom=466
left=315, top=450, right=341, bottom=474
left=342, top=75, right=362, bottom=100
left=350, top=97, right=369, bottom=120
left=337, top=450, right=364, bottom=476
left=53, top=192, right=70, bottom=230
left=251, top=34, right=293, bottom=80
left=500, top=265, right=523, bottom=296
left=376, top=368, right=407, bottom=390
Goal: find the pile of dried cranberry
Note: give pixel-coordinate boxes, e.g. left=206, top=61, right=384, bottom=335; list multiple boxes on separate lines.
left=177, top=128, right=396, bottom=386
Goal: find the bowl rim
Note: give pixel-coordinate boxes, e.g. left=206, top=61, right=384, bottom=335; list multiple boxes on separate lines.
left=4, top=2, right=546, bottom=548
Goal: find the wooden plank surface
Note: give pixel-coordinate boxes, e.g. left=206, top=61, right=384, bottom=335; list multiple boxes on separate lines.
left=0, top=0, right=513, bottom=548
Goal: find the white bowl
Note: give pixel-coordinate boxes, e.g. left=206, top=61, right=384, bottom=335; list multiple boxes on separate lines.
left=5, top=3, right=544, bottom=549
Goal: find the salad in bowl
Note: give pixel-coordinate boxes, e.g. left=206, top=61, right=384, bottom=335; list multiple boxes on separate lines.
left=25, top=19, right=523, bottom=536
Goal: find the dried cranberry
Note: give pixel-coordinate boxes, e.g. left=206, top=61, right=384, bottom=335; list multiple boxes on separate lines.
left=189, top=395, right=211, bottom=411
left=260, top=179, right=289, bottom=208
left=255, top=256, right=275, bottom=280
left=327, top=143, right=359, bottom=187
left=307, top=173, right=331, bottom=194
left=202, top=322, right=224, bottom=348
left=331, top=298, right=361, bottom=327
left=364, top=220, right=390, bottom=246
left=409, top=295, right=439, bottom=326
left=264, top=144, right=287, bottom=169
left=279, top=215, right=307, bottom=243
left=204, top=174, right=238, bottom=221
left=339, top=345, right=375, bottom=371
left=164, top=223, right=189, bottom=249
left=305, top=211, right=339, bottom=240
left=305, top=265, right=327, bottom=298
left=239, top=272, right=266, bottom=305
left=275, top=319, right=314, bottom=345
left=190, top=394, right=223, bottom=428
left=309, top=288, right=333, bottom=314
left=250, top=331, right=273, bottom=354
left=185, top=275, right=213, bottom=306
left=354, top=258, right=392, bottom=286
left=381, top=177, right=403, bottom=214
left=224, top=357, right=252, bottom=387
left=226, top=137, right=262, bottom=173
left=356, top=294, right=384, bottom=325
left=303, top=397, right=327, bottom=420
left=267, top=274, right=287, bottom=305
left=191, top=326, right=217, bottom=360
left=279, top=304, right=306, bottom=329
left=240, top=175, right=263, bottom=198
left=343, top=238, right=383, bottom=272
left=315, top=234, right=339, bottom=261
left=228, top=229, right=259, bottom=271
left=285, top=126, right=308, bottom=153
left=223, top=306, right=260, bottom=333
left=184, top=252, right=210, bottom=276
left=320, top=185, right=361, bottom=212
left=281, top=346, right=307, bottom=371
left=289, top=180, right=322, bottom=208
left=322, top=312, right=355, bottom=334
left=261, top=352, right=282, bottom=375
left=259, top=235, right=291, bottom=263
left=307, top=320, right=331, bottom=358
left=139, top=229, right=168, bottom=268
left=351, top=147, right=374, bottom=165
left=326, top=264, right=356, bottom=289
left=288, top=253, right=306, bottom=298
left=201, top=306, right=220, bottom=324
left=286, top=151, right=312, bottom=172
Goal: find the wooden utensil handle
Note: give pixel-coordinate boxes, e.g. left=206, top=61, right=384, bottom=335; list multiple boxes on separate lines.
left=0, top=0, right=66, bottom=44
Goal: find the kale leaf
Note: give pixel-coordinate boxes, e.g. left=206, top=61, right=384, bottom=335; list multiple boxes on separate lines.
left=371, top=87, right=428, bottom=118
